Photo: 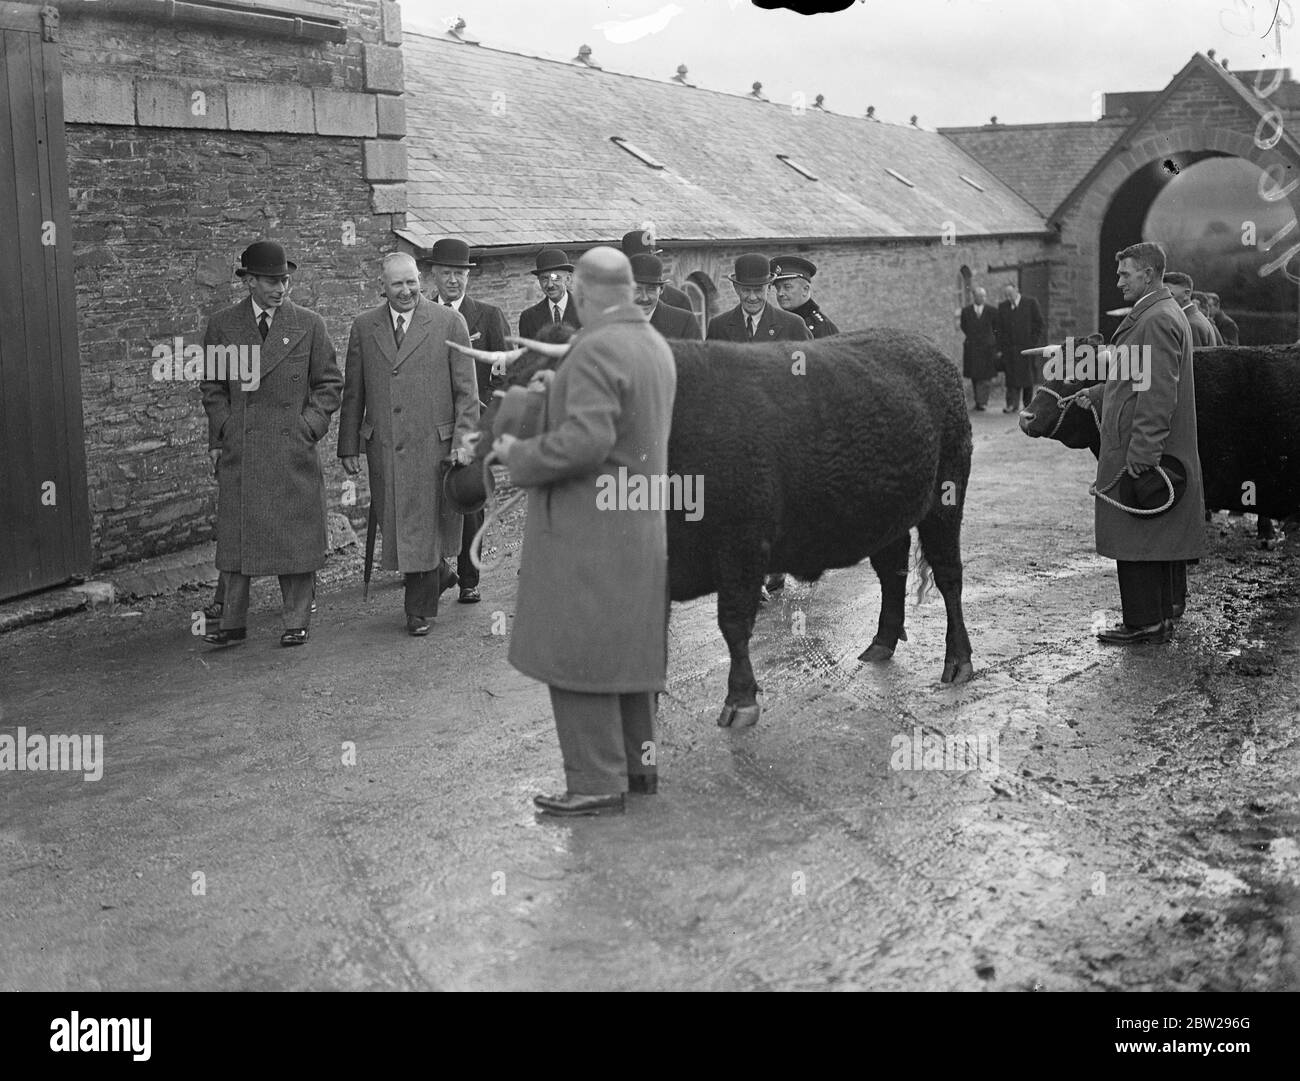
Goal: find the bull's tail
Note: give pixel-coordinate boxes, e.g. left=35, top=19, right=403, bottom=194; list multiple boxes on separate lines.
left=911, top=537, right=934, bottom=605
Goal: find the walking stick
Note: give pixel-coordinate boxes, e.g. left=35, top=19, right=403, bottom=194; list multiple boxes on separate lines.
left=363, top=499, right=377, bottom=600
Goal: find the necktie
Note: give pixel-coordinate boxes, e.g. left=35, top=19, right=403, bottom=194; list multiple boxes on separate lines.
left=747, top=316, right=756, bottom=340
left=258, top=312, right=269, bottom=341
left=552, top=303, right=561, bottom=326
left=394, top=314, right=405, bottom=348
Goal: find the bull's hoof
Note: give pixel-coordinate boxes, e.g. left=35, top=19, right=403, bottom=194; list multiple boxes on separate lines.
left=940, top=659, right=975, bottom=685
left=858, top=639, right=897, bottom=663
left=717, top=703, right=762, bottom=728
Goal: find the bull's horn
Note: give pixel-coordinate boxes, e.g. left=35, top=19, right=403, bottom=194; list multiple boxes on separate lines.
left=505, top=335, right=573, bottom=359
left=1021, top=346, right=1057, bottom=356
left=1106, top=306, right=1133, bottom=317
left=447, top=341, right=527, bottom=364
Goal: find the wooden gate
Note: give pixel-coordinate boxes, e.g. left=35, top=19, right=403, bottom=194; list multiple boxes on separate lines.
left=0, top=2, right=91, bottom=600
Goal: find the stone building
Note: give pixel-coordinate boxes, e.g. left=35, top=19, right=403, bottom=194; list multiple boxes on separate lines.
left=4, top=8, right=1300, bottom=602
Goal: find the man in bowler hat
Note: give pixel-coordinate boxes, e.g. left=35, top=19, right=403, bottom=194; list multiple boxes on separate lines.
left=424, top=237, right=510, bottom=604
left=620, top=227, right=693, bottom=312
left=707, top=253, right=811, bottom=343
left=518, top=249, right=581, bottom=338
left=631, top=254, right=702, bottom=339
left=771, top=255, right=839, bottom=338
left=200, top=240, right=342, bottom=647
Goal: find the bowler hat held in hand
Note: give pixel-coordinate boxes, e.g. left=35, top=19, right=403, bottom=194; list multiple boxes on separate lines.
left=1091, top=454, right=1188, bottom=517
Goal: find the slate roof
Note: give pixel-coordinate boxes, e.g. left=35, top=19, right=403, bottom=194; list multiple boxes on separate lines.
left=400, top=33, right=1047, bottom=251
left=938, top=120, right=1128, bottom=216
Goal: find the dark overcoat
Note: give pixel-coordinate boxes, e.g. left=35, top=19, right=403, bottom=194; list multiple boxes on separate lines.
left=1086, top=287, right=1206, bottom=562
left=338, top=297, right=480, bottom=572
left=456, top=294, right=511, bottom=407
left=1183, top=304, right=1222, bottom=346
left=200, top=298, right=342, bottom=576
left=649, top=300, right=703, bottom=339
left=960, top=303, right=999, bottom=381
left=660, top=283, right=693, bottom=312
left=506, top=303, right=677, bottom=693
left=518, top=293, right=581, bottom=339
left=790, top=297, right=839, bottom=338
left=996, top=296, right=1046, bottom=387
left=707, top=302, right=812, bottom=343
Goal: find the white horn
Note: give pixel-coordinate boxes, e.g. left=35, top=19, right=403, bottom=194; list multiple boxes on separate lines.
left=506, top=335, right=573, bottom=359
left=447, top=340, right=527, bottom=364
left=1020, top=346, right=1057, bottom=356
left=1106, top=306, right=1133, bottom=317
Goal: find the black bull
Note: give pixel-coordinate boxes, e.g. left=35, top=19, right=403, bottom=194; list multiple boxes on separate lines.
left=453, top=325, right=976, bottom=728
left=1018, top=341, right=1300, bottom=544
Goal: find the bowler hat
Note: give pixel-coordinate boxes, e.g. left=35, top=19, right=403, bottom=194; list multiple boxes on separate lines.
left=621, top=228, right=662, bottom=257
left=728, top=252, right=774, bottom=286
left=1113, top=455, right=1189, bottom=517
left=235, top=240, right=297, bottom=278
left=629, top=254, right=669, bottom=285
left=532, top=248, right=575, bottom=276
left=428, top=238, right=476, bottom=268
left=444, top=459, right=495, bottom=516
left=771, top=255, right=817, bottom=282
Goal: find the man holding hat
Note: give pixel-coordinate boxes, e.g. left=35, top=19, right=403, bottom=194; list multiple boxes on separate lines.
left=424, top=237, right=511, bottom=604
left=200, top=240, right=342, bottom=647
left=620, top=227, right=693, bottom=312
left=338, top=253, right=480, bottom=636
left=631, top=254, right=702, bottom=339
left=518, top=249, right=581, bottom=339
left=771, top=256, right=839, bottom=339
left=707, top=253, right=811, bottom=343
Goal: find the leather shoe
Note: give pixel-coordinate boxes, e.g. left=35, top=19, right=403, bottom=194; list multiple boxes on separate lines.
left=406, top=614, right=431, bottom=636
left=280, top=628, right=309, bottom=647
left=1097, top=620, right=1171, bottom=645
left=533, top=792, right=626, bottom=816
left=764, top=573, right=785, bottom=593
left=203, top=627, right=246, bottom=646
left=458, top=586, right=481, bottom=604
left=1171, top=602, right=1185, bottom=619
left=438, top=565, right=458, bottom=595
left=1002, top=406, right=1017, bottom=413
left=627, top=774, right=658, bottom=795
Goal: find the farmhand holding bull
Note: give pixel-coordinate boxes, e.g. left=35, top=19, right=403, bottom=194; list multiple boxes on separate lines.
left=338, top=253, right=480, bottom=636
left=493, top=247, right=676, bottom=818
left=200, top=240, right=341, bottom=648
left=1087, top=242, right=1205, bottom=644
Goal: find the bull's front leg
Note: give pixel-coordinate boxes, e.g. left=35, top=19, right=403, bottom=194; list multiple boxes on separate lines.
left=714, top=543, right=766, bottom=729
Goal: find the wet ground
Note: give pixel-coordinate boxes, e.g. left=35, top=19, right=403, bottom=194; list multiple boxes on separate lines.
left=1, top=405, right=1297, bottom=991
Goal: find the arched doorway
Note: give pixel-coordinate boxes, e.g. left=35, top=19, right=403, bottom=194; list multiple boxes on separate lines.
left=685, top=271, right=717, bottom=336
left=1098, top=151, right=1299, bottom=343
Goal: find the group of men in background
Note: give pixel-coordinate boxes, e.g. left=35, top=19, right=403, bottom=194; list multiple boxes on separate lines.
left=959, top=283, right=1046, bottom=413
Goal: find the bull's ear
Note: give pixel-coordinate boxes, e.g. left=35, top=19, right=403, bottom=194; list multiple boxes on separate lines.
left=506, top=335, right=572, bottom=359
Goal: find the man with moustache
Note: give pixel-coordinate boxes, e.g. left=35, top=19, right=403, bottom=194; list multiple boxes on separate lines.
left=771, top=255, right=839, bottom=339
left=706, top=252, right=811, bottom=343
left=1081, top=242, right=1205, bottom=644
left=620, top=228, right=693, bottom=312
left=518, top=248, right=581, bottom=338
left=338, top=253, right=480, bottom=635
left=631, top=254, right=702, bottom=339
left=200, top=240, right=342, bottom=648
left=424, top=237, right=510, bottom=604
left=493, top=248, right=676, bottom=816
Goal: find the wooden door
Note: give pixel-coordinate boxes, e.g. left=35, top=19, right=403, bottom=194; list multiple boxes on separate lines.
left=0, top=2, right=91, bottom=600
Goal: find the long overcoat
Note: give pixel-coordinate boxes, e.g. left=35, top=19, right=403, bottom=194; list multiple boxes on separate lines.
left=960, top=303, right=999, bottom=381
left=997, top=296, right=1046, bottom=386
left=337, top=297, right=479, bottom=571
left=506, top=303, right=677, bottom=693
left=1087, top=287, right=1206, bottom=562
left=200, top=298, right=342, bottom=576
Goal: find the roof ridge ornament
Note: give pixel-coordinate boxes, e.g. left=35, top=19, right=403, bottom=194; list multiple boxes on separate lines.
left=574, top=44, right=602, bottom=68
left=749, top=81, right=767, bottom=101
